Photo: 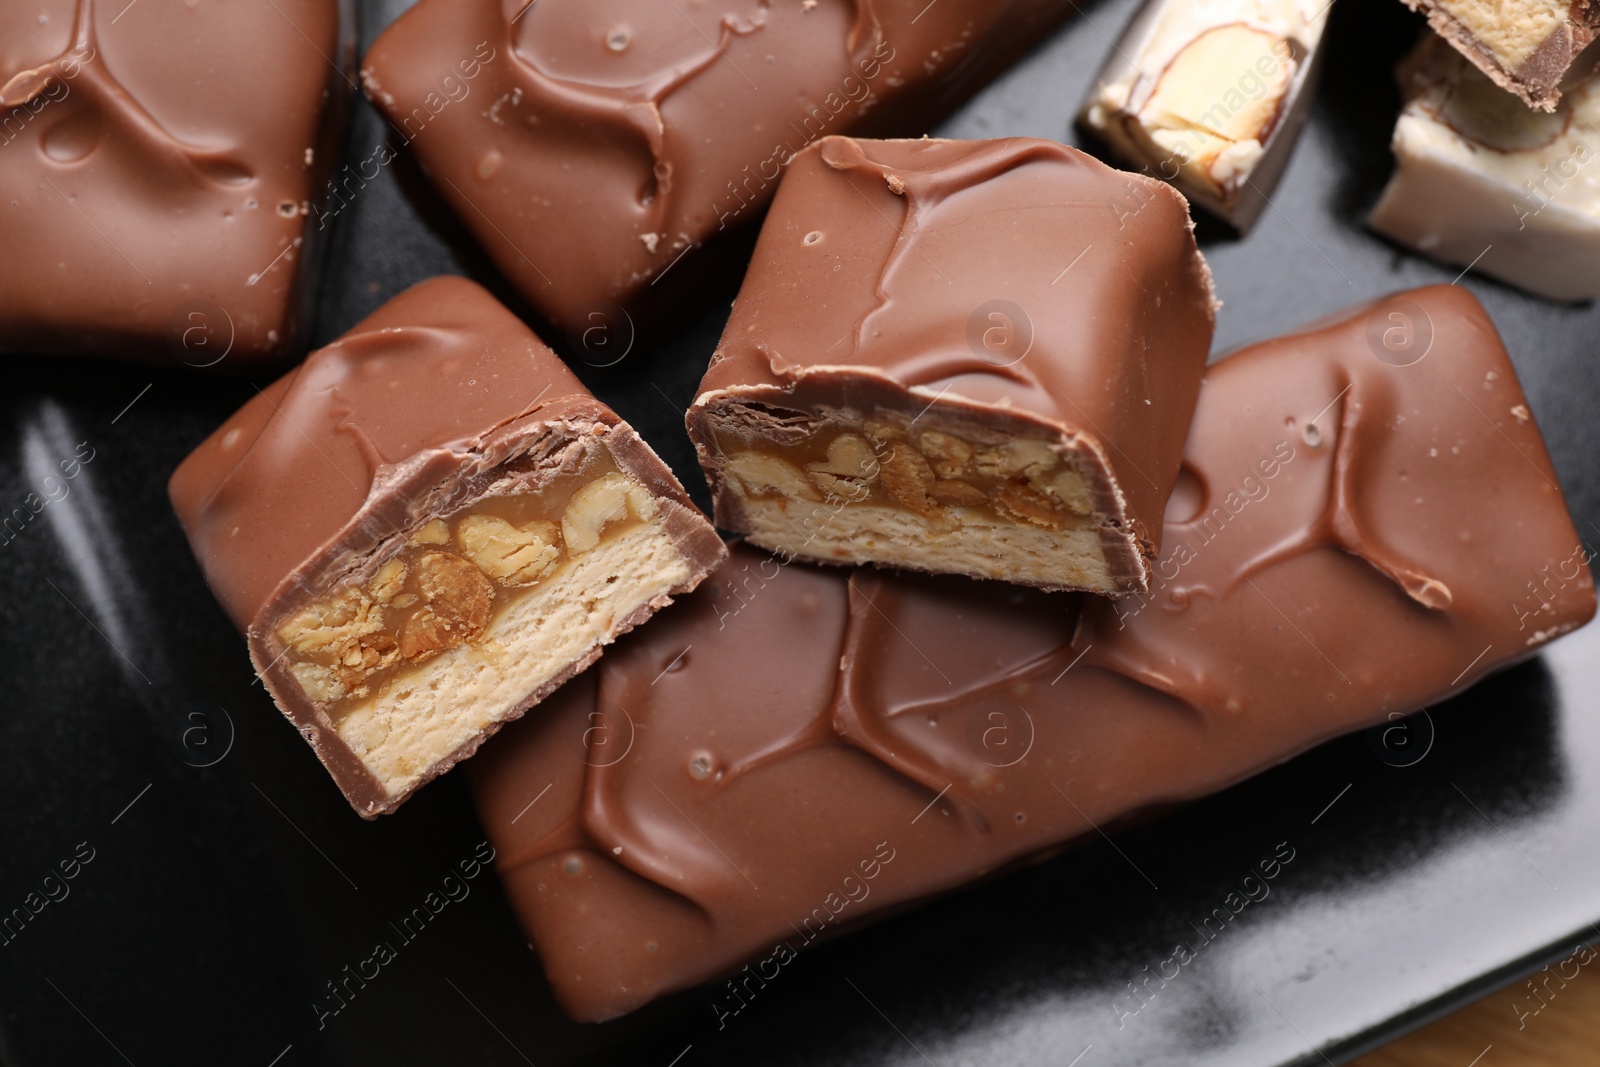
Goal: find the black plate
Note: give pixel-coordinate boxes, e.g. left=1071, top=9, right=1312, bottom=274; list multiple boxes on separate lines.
left=4, top=0, right=1599, bottom=1064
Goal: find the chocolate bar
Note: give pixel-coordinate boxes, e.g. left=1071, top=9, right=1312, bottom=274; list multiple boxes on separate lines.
left=169, top=277, right=726, bottom=817
left=1077, top=0, right=1331, bottom=232
left=686, top=135, right=1215, bottom=595
left=1370, top=34, right=1600, bottom=302
left=471, top=285, right=1595, bottom=1021
left=1398, top=0, right=1600, bottom=111
left=0, top=0, right=352, bottom=366
left=359, top=0, right=1082, bottom=335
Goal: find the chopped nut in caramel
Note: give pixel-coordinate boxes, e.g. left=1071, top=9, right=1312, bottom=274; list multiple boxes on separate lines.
left=878, top=443, right=938, bottom=515
left=726, top=453, right=821, bottom=502
left=458, top=515, right=560, bottom=587
left=400, top=552, right=495, bottom=660
left=563, top=473, right=658, bottom=554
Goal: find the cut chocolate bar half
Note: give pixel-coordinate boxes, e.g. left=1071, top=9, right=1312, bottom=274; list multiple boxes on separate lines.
left=687, top=136, right=1217, bottom=595
left=1078, top=0, right=1331, bottom=231
left=169, top=277, right=726, bottom=817
left=1397, top=0, right=1600, bottom=111
left=1370, top=33, right=1600, bottom=301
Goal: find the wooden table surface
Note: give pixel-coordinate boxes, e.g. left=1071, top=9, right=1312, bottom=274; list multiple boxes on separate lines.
left=1355, top=963, right=1600, bottom=1065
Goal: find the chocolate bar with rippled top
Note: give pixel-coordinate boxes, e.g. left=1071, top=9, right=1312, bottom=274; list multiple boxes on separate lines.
left=470, top=285, right=1594, bottom=1021
left=169, top=277, right=726, bottom=817
left=359, top=0, right=1083, bottom=336
left=0, top=0, right=352, bottom=366
left=688, top=135, right=1216, bottom=595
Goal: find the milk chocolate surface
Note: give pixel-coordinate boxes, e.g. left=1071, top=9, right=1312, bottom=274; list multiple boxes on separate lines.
left=359, top=0, right=1081, bottom=334
left=170, top=277, right=726, bottom=817
left=471, top=285, right=1594, bottom=1021
left=688, top=135, right=1215, bottom=594
left=0, top=0, right=350, bottom=365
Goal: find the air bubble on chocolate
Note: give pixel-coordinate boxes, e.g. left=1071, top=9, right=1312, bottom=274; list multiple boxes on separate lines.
left=687, top=751, right=716, bottom=781
left=606, top=26, right=631, bottom=52
left=1302, top=422, right=1323, bottom=448
left=277, top=200, right=298, bottom=218
left=561, top=855, right=584, bottom=876
left=477, top=151, right=502, bottom=180
left=41, top=112, right=101, bottom=163
left=804, top=230, right=823, bottom=246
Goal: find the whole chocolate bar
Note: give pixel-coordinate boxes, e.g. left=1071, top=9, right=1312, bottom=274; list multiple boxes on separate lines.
left=471, top=285, right=1595, bottom=1021
left=1077, top=0, right=1331, bottom=232
left=359, top=0, right=1081, bottom=335
left=169, top=277, right=726, bottom=817
left=0, top=0, right=352, bottom=366
left=1370, top=34, right=1600, bottom=302
left=687, top=135, right=1216, bottom=595
left=1397, top=0, right=1600, bottom=111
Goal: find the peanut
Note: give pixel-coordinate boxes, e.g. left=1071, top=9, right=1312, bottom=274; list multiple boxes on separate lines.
left=726, top=453, right=820, bottom=502
left=457, top=515, right=560, bottom=586
left=878, top=443, right=938, bottom=515
left=918, top=432, right=972, bottom=479
left=562, top=473, right=658, bottom=554
left=930, top=479, right=988, bottom=507
left=399, top=552, right=494, bottom=660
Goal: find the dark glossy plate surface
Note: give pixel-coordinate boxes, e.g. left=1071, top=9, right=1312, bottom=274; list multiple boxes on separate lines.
left=3, top=0, right=1599, bottom=1064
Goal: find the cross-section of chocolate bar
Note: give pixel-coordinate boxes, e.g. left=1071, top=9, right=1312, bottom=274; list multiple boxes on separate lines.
left=687, top=136, right=1216, bottom=595
left=471, top=285, right=1594, bottom=1021
left=1370, top=34, right=1600, bottom=301
left=0, top=0, right=352, bottom=366
left=1397, top=0, right=1600, bottom=111
left=1077, top=0, right=1332, bottom=231
left=169, top=277, right=726, bottom=817
left=358, top=0, right=1083, bottom=335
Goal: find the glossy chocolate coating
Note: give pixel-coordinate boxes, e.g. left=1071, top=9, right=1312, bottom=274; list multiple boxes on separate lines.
left=689, top=135, right=1217, bottom=587
left=169, top=276, right=726, bottom=815
left=0, top=0, right=350, bottom=366
left=470, top=286, right=1595, bottom=1021
left=359, top=0, right=1082, bottom=334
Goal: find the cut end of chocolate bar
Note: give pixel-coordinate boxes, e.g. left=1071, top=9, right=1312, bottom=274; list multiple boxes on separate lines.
left=170, top=277, right=725, bottom=817
left=1077, top=0, right=1331, bottom=231
left=1400, top=0, right=1600, bottom=111
left=689, top=136, right=1217, bottom=595
left=257, top=422, right=712, bottom=816
left=1370, top=34, right=1600, bottom=301
left=691, top=392, right=1146, bottom=594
